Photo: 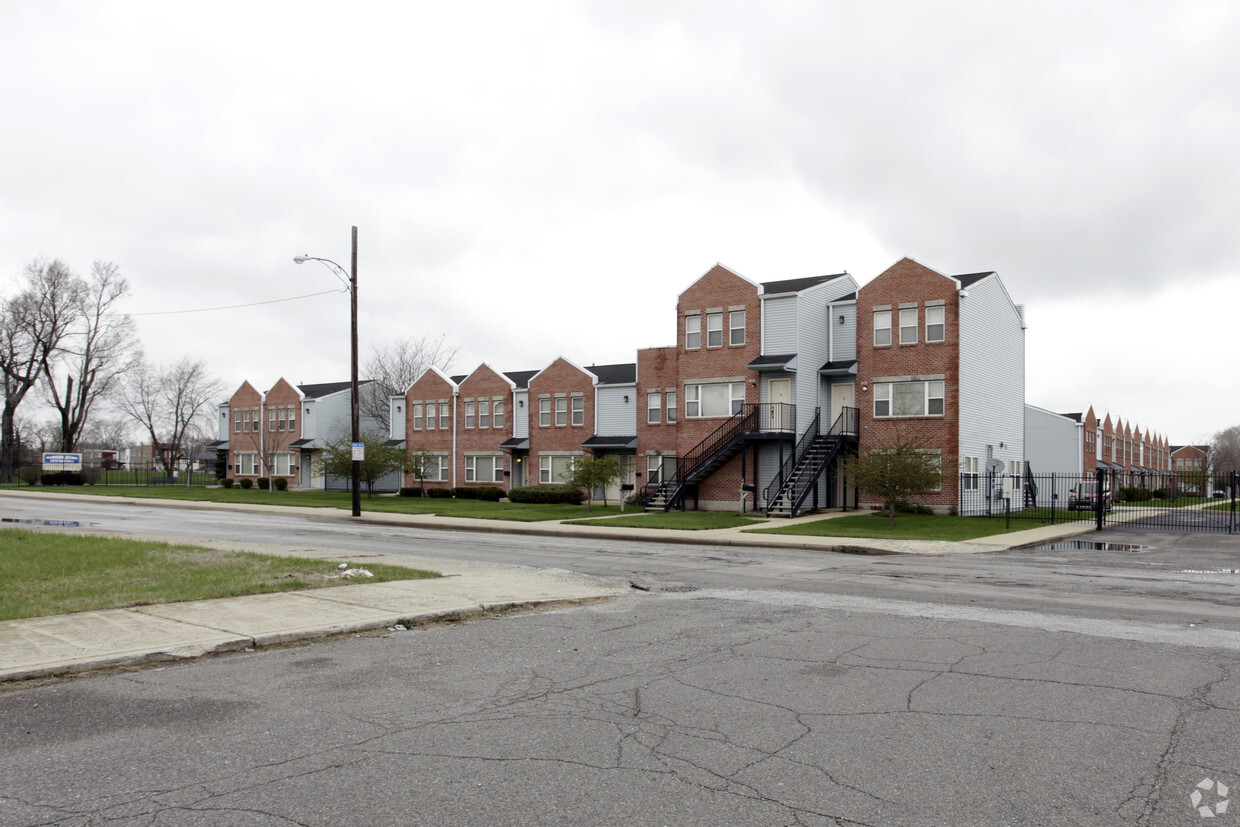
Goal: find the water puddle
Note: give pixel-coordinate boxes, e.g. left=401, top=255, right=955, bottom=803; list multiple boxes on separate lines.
left=1029, top=540, right=1152, bottom=552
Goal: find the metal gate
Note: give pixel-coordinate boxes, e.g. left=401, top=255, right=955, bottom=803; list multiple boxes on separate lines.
left=1098, top=468, right=1238, bottom=534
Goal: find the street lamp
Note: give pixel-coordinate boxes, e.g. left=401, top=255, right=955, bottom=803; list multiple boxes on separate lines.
left=294, top=225, right=361, bottom=518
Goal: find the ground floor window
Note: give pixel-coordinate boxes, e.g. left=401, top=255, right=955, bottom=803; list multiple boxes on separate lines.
left=234, top=452, right=257, bottom=476
left=540, top=454, right=578, bottom=484
left=466, top=455, right=505, bottom=483
left=272, top=452, right=295, bottom=476
left=961, top=456, right=979, bottom=490
left=646, top=454, right=677, bottom=485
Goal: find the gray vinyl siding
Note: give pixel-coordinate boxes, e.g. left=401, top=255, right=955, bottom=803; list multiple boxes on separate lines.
left=389, top=396, right=406, bottom=441
left=829, top=302, right=857, bottom=363
left=513, top=390, right=529, bottom=438
left=794, top=284, right=832, bottom=424
left=958, top=274, right=1026, bottom=484
left=216, top=403, right=230, bottom=440
left=595, top=385, right=635, bottom=436
left=301, top=400, right=318, bottom=441
left=1024, top=405, right=1083, bottom=507
left=762, top=296, right=797, bottom=353
left=758, top=443, right=782, bottom=508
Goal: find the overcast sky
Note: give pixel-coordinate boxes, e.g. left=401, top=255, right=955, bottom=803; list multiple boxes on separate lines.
left=2, top=1, right=1236, bottom=445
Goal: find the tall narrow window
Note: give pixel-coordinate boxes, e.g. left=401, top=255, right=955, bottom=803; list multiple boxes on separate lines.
left=706, top=312, right=723, bottom=347
left=288, top=406, right=296, bottom=433
left=439, top=401, right=450, bottom=429
left=729, top=309, right=745, bottom=345
left=479, top=400, right=490, bottom=429
left=685, top=314, right=701, bottom=349
left=412, top=402, right=423, bottom=430
left=571, top=395, right=584, bottom=426
left=539, top=398, right=551, bottom=427
left=555, top=396, right=567, bottom=426
left=667, top=390, right=677, bottom=423
left=464, top=401, right=475, bottom=429
left=269, top=407, right=277, bottom=431
left=234, top=410, right=241, bottom=433
left=647, top=391, right=661, bottom=425
left=926, top=305, right=945, bottom=342
left=899, top=308, right=917, bottom=344
left=874, top=310, right=892, bottom=346
left=493, top=399, right=504, bottom=428
left=277, top=407, right=287, bottom=431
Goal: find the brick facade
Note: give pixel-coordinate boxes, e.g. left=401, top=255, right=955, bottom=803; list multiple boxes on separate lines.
left=856, top=258, right=961, bottom=509
left=456, top=364, right=514, bottom=489
left=227, top=378, right=304, bottom=481
left=404, top=368, right=457, bottom=489
left=528, top=357, right=595, bottom=486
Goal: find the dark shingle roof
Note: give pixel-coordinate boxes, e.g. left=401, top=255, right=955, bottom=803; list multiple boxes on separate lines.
left=587, top=363, right=636, bottom=385
left=504, top=370, right=538, bottom=389
left=450, top=374, right=467, bottom=384
left=298, top=380, right=373, bottom=399
left=954, top=272, right=994, bottom=288
left=1059, top=412, right=1084, bottom=422
left=761, top=274, right=849, bottom=295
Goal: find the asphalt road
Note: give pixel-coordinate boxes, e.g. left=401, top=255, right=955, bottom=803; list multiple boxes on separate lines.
left=2, top=497, right=1238, bottom=825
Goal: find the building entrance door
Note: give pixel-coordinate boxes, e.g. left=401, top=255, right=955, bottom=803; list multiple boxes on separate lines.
left=768, top=378, right=792, bottom=431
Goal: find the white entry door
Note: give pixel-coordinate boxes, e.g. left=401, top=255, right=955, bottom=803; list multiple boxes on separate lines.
left=769, top=378, right=792, bottom=431
left=831, top=383, right=855, bottom=429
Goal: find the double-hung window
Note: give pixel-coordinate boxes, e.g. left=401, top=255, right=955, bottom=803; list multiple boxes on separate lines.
left=269, top=407, right=277, bottom=432
left=465, top=455, right=503, bottom=483
left=685, top=314, right=701, bottom=349
left=961, top=456, right=979, bottom=490
left=412, top=402, right=423, bottom=430
left=874, top=310, right=892, bottom=346
left=647, top=391, right=661, bottom=424
left=234, top=410, right=241, bottom=433
left=479, top=400, right=490, bottom=429
left=899, top=308, right=917, bottom=344
left=555, top=397, right=567, bottom=426
left=926, top=305, right=945, bottom=342
left=685, top=382, right=745, bottom=418
left=873, top=380, right=945, bottom=418
left=571, top=395, right=584, bottom=426
left=464, top=401, right=475, bottom=429
left=493, top=399, right=504, bottom=428
left=288, top=406, right=296, bottom=433
left=439, top=401, right=450, bottom=429
left=235, top=452, right=257, bottom=476
left=706, top=312, right=723, bottom=347
left=277, top=407, right=287, bottom=431
left=540, top=454, right=575, bottom=484
left=273, top=452, right=295, bottom=476
left=729, top=310, right=745, bottom=345
left=666, top=390, right=677, bottom=423
left=539, top=397, right=551, bottom=427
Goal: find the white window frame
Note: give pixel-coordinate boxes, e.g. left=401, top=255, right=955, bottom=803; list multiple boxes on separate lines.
left=539, top=397, right=551, bottom=427
left=571, top=394, right=584, bottom=426
left=685, top=382, right=745, bottom=418
left=466, top=455, right=502, bottom=483
left=926, top=305, right=945, bottom=343
left=874, top=310, right=892, bottom=346
left=464, top=400, right=475, bottom=429
left=539, top=454, right=577, bottom=484
left=479, top=399, right=490, bottom=429
left=685, top=314, right=701, bottom=349
left=729, top=309, right=745, bottom=345
left=439, top=401, right=450, bottom=429
left=899, top=307, right=917, bottom=345
left=235, top=452, right=257, bottom=476
left=706, top=312, right=723, bottom=347
left=555, top=396, right=567, bottom=426
left=647, top=391, right=661, bottom=424
left=493, top=399, right=504, bottom=429
left=412, top=402, right=423, bottom=430
left=873, top=380, right=945, bottom=418
left=667, top=390, right=677, bottom=424
left=273, top=452, right=295, bottom=476
left=288, top=406, right=296, bottom=433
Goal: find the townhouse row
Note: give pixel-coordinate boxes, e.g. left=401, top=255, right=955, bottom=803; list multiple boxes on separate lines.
left=213, top=257, right=1064, bottom=514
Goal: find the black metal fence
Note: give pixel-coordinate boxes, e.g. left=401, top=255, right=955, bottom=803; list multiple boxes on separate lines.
left=4, top=462, right=219, bottom=488
left=963, top=469, right=1239, bottom=534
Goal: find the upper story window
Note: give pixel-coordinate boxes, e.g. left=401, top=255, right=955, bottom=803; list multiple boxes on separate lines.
left=539, top=397, right=551, bottom=427
left=873, top=380, right=944, bottom=418
left=706, top=312, right=723, bottom=347
left=926, top=305, right=945, bottom=342
left=685, top=382, right=745, bottom=418
left=412, top=402, right=423, bottom=430
left=667, top=390, right=677, bottom=423
left=729, top=310, right=745, bottom=345
left=647, top=391, right=661, bottom=424
left=874, top=310, right=892, bottom=346
left=269, top=407, right=277, bottom=431
left=288, top=406, right=296, bottom=432
left=899, top=308, right=917, bottom=344
left=464, top=401, right=475, bottom=429
left=494, top=399, right=504, bottom=429
left=555, top=396, right=567, bottom=426
left=571, top=395, right=584, bottom=426
left=234, top=410, right=242, bottom=433
left=439, top=401, right=450, bottom=429
left=479, top=399, right=490, bottom=429
left=685, top=314, right=701, bottom=349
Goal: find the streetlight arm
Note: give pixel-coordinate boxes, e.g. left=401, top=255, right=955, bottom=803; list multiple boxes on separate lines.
left=293, top=255, right=352, bottom=292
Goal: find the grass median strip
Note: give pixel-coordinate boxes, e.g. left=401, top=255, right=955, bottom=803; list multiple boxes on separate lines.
left=746, top=512, right=1032, bottom=541
left=0, top=528, right=438, bottom=622
left=562, top=512, right=764, bottom=530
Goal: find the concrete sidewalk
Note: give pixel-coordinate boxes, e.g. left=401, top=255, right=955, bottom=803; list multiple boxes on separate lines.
left=0, top=490, right=1097, bottom=683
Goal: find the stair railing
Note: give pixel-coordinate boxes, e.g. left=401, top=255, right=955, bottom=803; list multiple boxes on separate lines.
left=762, top=408, right=821, bottom=505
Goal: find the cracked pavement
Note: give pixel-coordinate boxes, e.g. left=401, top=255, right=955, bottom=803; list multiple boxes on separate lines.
left=3, top=587, right=1238, bottom=826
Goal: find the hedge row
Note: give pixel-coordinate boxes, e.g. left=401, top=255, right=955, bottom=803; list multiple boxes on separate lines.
left=507, top=485, right=583, bottom=505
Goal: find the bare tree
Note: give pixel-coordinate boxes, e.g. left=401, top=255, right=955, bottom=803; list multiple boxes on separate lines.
left=43, top=261, right=141, bottom=452
left=0, top=259, right=82, bottom=481
left=1211, top=426, right=1240, bottom=475
left=80, top=416, right=133, bottom=451
left=116, top=358, right=223, bottom=476
left=362, top=334, right=459, bottom=431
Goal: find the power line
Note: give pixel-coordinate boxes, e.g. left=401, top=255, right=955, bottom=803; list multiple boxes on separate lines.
left=126, top=287, right=345, bottom=317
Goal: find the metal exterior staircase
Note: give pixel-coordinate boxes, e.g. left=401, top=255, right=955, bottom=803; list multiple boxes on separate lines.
left=764, top=407, right=858, bottom=518
left=645, top=405, right=760, bottom=512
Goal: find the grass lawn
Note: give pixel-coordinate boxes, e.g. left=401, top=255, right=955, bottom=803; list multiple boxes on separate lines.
left=0, top=528, right=438, bottom=621
left=562, top=512, right=764, bottom=530
left=12, top=485, right=625, bottom=522
left=1116, top=497, right=1214, bottom=509
left=747, top=512, right=1043, bottom=541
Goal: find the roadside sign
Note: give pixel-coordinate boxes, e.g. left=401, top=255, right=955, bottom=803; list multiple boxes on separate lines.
left=42, top=453, right=83, bottom=471
left=351, top=442, right=365, bottom=462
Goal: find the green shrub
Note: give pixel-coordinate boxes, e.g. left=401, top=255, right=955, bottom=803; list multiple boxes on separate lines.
left=273, top=477, right=288, bottom=491
left=18, top=466, right=41, bottom=486
left=426, top=488, right=454, bottom=498
left=1152, top=488, right=1169, bottom=500
left=239, top=478, right=253, bottom=490
left=507, top=485, right=584, bottom=505
left=40, top=472, right=85, bottom=486
left=1120, top=487, right=1152, bottom=502
left=399, top=487, right=421, bottom=497
left=893, top=501, right=935, bottom=515
left=221, top=478, right=235, bottom=489
left=257, top=477, right=270, bottom=490
left=625, top=488, right=649, bottom=508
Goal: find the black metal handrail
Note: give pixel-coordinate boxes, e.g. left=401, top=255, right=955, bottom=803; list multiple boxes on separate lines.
left=673, top=404, right=760, bottom=486
left=762, top=408, right=820, bottom=503
left=827, top=405, right=859, bottom=438
left=757, top=402, right=796, bottom=433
